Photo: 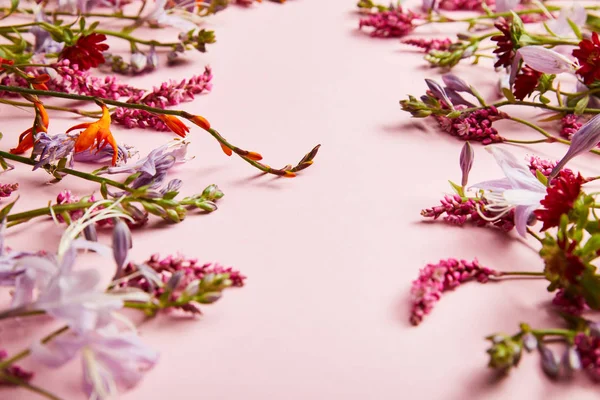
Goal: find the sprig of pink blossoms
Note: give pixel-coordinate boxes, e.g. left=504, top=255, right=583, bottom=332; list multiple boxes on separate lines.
left=410, top=258, right=499, bottom=325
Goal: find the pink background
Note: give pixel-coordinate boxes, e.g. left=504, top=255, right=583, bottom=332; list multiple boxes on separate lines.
left=1, top=0, right=600, bottom=399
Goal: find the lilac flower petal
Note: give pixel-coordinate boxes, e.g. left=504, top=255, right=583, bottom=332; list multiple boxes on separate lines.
left=425, top=79, right=453, bottom=107
left=446, top=89, right=475, bottom=107
left=548, top=4, right=586, bottom=36
left=470, top=177, right=512, bottom=191
left=31, top=334, right=85, bottom=367
left=112, top=220, right=132, bottom=271
left=459, top=142, right=474, bottom=187
left=552, top=114, right=600, bottom=177
left=516, top=46, right=576, bottom=75
left=442, top=74, right=472, bottom=94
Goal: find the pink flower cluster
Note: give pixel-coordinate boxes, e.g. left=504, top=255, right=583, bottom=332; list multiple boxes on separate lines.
left=421, top=194, right=515, bottom=231
left=358, top=7, right=419, bottom=38
left=575, top=333, right=600, bottom=380
left=0, top=183, right=18, bottom=198
left=0, top=349, right=33, bottom=384
left=401, top=38, right=452, bottom=52
left=410, top=258, right=498, bottom=325
left=435, top=107, right=506, bottom=144
left=120, top=253, right=245, bottom=313
left=112, top=66, right=213, bottom=131
left=552, top=289, right=587, bottom=316
left=560, top=114, right=583, bottom=140
left=437, top=0, right=494, bottom=11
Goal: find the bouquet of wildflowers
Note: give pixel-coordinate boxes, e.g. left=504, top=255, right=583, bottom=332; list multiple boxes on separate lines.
left=0, top=0, right=320, bottom=398
left=356, top=0, right=600, bottom=382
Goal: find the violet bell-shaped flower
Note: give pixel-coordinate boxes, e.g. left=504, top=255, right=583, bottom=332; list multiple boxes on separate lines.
left=425, top=79, right=454, bottom=109
left=470, top=146, right=547, bottom=237
left=100, top=140, right=190, bottom=190
left=31, top=325, right=158, bottom=400
left=551, top=114, right=600, bottom=179
left=510, top=46, right=577, bottom=85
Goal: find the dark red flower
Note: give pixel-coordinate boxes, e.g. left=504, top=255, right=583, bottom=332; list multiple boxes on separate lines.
left=572, top=32, right=600, bottom=85
left=358, top=6, right=418, bottom=38
left=59, top=33, right=109, bottom=71
left=491, top=18, right=516, bottom=68
left=534, top=170, right=585, bottom=231
left=513, top=65, right=542, bottom=100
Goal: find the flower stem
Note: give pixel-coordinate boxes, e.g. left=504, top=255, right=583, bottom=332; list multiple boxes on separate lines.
left=0, top=150, right=134, bottom=192
left=531, top=328, right=576, bottom=339
left=4, top=7, right=140, bottom=20
left=0, top=373, right=64, bottom=400
left=505, top=138, right=549, bottom=144
left=0, top=98, right=97, bottom=117
left=6, top=202, right=94, bottom=226
left=497, top=271, right=545, bottom=277
left=92, top=28, right=181, bottom=48
left=0, top=85, right=320, bottom=177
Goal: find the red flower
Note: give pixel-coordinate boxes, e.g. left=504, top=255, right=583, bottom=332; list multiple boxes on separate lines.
left=59, top=33, right=109, bottom=71
left=0, top=57, right=13, bottom=70
left=534, top=170, right=585, bottom=231
left=491, top=18, right=516, bottom=68
left=572, top=32, right=600, bottom=85
left=513, top=65, right=542, bottom=100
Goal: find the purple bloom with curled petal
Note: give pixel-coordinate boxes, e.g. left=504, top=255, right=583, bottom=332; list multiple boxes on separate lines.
left=442, top=74, right=472, bottom=94
left=29, top=6, right=65, bottom=54
left=470, top=146, right=546, bottom=237
left=425, top=79, right=454, bottom=109
left=31, top=325, right=158, bottom=400
left=551, top=114, right=600, bottom=179
left=510, top=46, right=576, bottom=85
left=100, top=140, right=189, bottom=190
left=112, top=219, right=132, bottom=277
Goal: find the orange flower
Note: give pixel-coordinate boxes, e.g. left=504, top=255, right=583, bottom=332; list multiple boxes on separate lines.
left=220, top=143, right=233, bottom=156
left=245, top=151, right=263, bottom=161
left=29, top=74, right=50, bottom=91
left=66, top=105, right=119, bottom=166
left=10, top=102, right=49, bottom=155
left=158, top=115, right=189, bottom=137
left=190, top=115, right=211, bottom=131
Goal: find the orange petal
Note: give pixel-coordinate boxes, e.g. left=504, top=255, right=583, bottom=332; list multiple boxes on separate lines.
left=74, top=124, right=101, bottom=153
left=283, top=171, right=296, bottom=178
left=246, top=151, right=263, bottom=161
left=32, top=83, right=48, bottom=91
left=34, top=102, right=49, bottom=128
left=190, top=115, right=211, bottom=130
left=220, top=143, right=233, bottom=156
left=31, top=74, right=50, bottom=84
left=159, top=115, right=189, bottom=137
left=66, top=122, right=92, bottom=133
left=10, top=128, right=33, bottom=154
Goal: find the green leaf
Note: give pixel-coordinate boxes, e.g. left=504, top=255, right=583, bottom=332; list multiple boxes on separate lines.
left=0, top=196, right=18, bottom=221
left=567, top=18, right=583, bottom=40
left=79, top=16, right=86, bottom=32
left=539, top=95, right=550, bottom=105
left=580, top=272, right=600, bottom=310
left=575, top=96, right=589, bottom=115
left=586, top=220, right=600, bottom=235
left=581, top=234, right=600, bottom=256
left=502, top=88, right=516, bottom=103
left=537, top=113, right=564, bottom=123
left=535, top=169, right=548, bottom=186
left=1, top=0, right=19, bottom=20
left=88, top=21, right=100, bottom=32
left=448, top=180, right=464, bottom=196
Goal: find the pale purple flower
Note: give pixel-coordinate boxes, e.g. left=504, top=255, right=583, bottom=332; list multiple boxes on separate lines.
left=425, top=79, right=454, bottom=109
left=548, top=4, right=587, bottom=37
left=29, top=6, right=64, bottom=54
left=539, top=344, right=560, bottom=378
left=112, top=219, right=132, bottom=275
left=145, top=0, right=199, bottom=32
left=442, top=74, right=473, bottom=94
left=551, top=114, right=600, bottom=178
left=510, top=46, right=576, bottom=85
left=100, top=141, right=189, bottom=190
left=147, top=46, right=158, bottom=70
left=130, top=52, right=148, bottom=73
left=31, top=325, right=158, bottom=400
left=470, top=146, right=546, bottom=237
left=460, top=142, right=474, bottom=187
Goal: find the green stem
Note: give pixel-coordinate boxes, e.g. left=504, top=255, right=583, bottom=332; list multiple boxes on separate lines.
left=0, top=150, right=134, bottom=192
left=0, top=326, right=69, bottom=368
left=6, top=202, right=95, bottom=225
left=497, top=271, right=545, bottom=277
left=0, top=98, right=97, bottom=117
left=531, top=328, right=575, bottom=338
left=93, top=29, right=180, bottom=47
left=4, top=7, right=140, bottom=20
left=505, top=138, right=549, bottom=144
left=527, top=227, right=544, bottom=243
left=0, top=374, right=64, bottom=400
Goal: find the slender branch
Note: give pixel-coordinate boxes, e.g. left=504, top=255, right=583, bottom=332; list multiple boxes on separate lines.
left=497, top=271, right=545, bottom=277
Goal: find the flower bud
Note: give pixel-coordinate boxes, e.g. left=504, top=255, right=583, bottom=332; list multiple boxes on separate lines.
left=191, top=115, right=210, bottom=130
left=83, top=223, right=98, bottom=242
left=165, top=271, right=184, bottom=293
left=487, top=336, right=522, bottom=371
left=130, top=52, right=147, bottom=73
left=522, top=333, right=537, bottom=352
left=202, top=184, right=224, bottom=201
left=165, top=208, right=182, bottom=223
left=459, top=142, right=474, bottom=187
left=551, top=114, right=600, bottom=179
left=196, top=200, right=217, bottom=212
left=562, top=345, right=581, bottom=374
left=112, top=218, right=132, bottom=274
left=539, top=344, right=560, bottom=379
left=197, top=292, right=222, bottom=304
left=425, top=78, right=454, bottom=109
left=442, top=74, right=472, bottom=94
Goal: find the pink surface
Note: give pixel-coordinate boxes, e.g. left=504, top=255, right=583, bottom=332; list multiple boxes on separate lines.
left=2, top=1, right=600, bottom=399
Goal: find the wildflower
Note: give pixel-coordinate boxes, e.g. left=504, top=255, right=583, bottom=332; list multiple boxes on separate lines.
left=534, top=170, right=585, bottom=231
left=100, top=140, right=189, bottom=190
left=0, top=183, right=18, bottom=198
left=112, top=219, right=132, bottom=275
left=410, top=258, right=498, bottom=325
left=560, top=114, right=582, bottom=140
left=514, top=46, right=576, bottom=76
left=66, top=104, right=119, bottom=166
left=59, top=33, right=109, bottom=71
left=144, top=0, right=199, bottom=32
left=435, top=107, right=506, bottom=144
left=158, top=115, right=189, bottom=137
left=552, top=289, right=587, bottom=315
left=574, top=333, right=600, bottom=380
left=572, top=32, right=600, bottom=85
left=358, top=6, right=418, bottom=38
left=130, top=52, right=148, bottom=73
left=513, top=65, right=542, bottom=100
left=190, top=114, right=211, bottom=130
left=551, top=114, right=600, bottom=178
left=539, top=344, right=560, bottom=379
left=425, top=79, right=454, bottom=109
left=470, top=146, right=547, bottom=237
left=31, top=325, right=158, bottom=399
left=401, top=38, right=452, bottom=52
left=491, top=18, right=517, bottom=68
left=10, top=101, right=49, bottom=155
left=460, top=142, right=474, bottom=187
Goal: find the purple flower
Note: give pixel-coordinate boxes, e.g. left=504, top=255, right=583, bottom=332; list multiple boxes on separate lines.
left=510, top=46, right=576, bottom=85
left=100, top=140, right=189, bottom=190
left=130, top=52, right=148, bottom=73
left=145, top=0, right=199, bottom=31
left=442, top=74, right=472, bottom=94
left=460, top=142, right=474, bottom=187
left=470, top=146, right=546, bottom=237
left=29, top=6, right=64, bottom=54
left=31, top=325, right=158, bottom=400
left=425, top=78, right=454, bottom=109
left=551, top=114, right=600, bottom=178
left=112, top=219, right=132, bottom=276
